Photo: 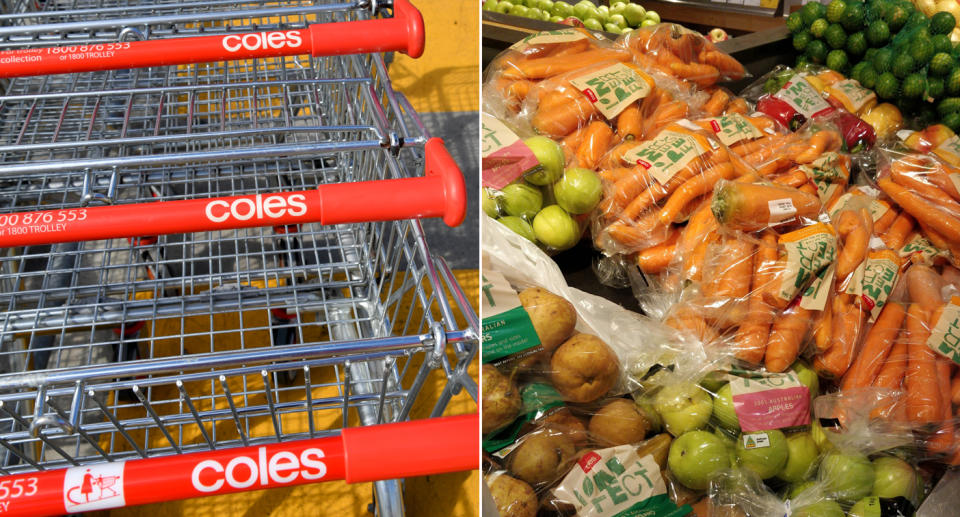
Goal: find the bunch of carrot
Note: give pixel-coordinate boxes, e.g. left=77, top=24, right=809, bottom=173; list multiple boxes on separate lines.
left=617, top=23, right=747, bottom=89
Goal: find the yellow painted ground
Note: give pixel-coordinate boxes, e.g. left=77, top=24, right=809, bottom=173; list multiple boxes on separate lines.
left=100, top=270, right=479, bottom=517
left=388, top=1, right=479, bottom=114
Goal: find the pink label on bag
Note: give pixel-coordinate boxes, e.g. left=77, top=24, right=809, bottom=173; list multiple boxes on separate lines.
left=730, top=374, right=810, bottom=432
left=481, top=114, right=539, bottom=189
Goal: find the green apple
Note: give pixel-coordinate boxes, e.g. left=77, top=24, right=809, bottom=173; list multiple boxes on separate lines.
left=777, top=432, right=820, bottom=483
left=654, top=382, right=713, bottom=436
left=609, top=13, right=627, bottom=29
left=699, top=371, right=727, bottom=393
left=583, top=17, right=603, bottom=30
left=810, top=420, right=835, bottom=452
left=788, top=480, right=816, bottom=499
left=644, top=10, right=661, bottom=24
left=523, top=136, right=565, bottom=185
left=667, top=430, right=731, bottom=490
left=819, top=450, right=874, bottom=503
left=498, top=216, right=538, bottom=243
left=541, top=10, right=552, bottom=20
left=554, top=167, right=601, bottom=214
left=483, top=0, right=499, bottom=11
left=550, top=15, right=564, bottom=22
left=622, top=3, right=646, bottom=26
left=736, top=429, right=788, bottom=479
left=610, top=2, right=628, bottom=16
left=500, top=183, right=543, bottom=220
left=552, top=1, right=573, bottom=17
left=604, top=23, right=622, bottom=34
left=572, top=0, right=593, bottom=19
left=482, top=188, right=500, bottom=218
left=640, top=18, right=657, bottom=27
left=596, top=5, right=610, bottom=23
left=848, top=497, right=882, bottom=517
left=537, top=0, right=554, bottom=11
left=790, top=360, right=819, bottom=403
left=793, top=500, right=845, bottom=517
left=541, top=183, right=557, bottom=207
left=712, top=383, right=740, bottom=432
left=871, top=455, right=919, bottom=504
left=527, top=7, right=543, bottom=19
left=637, top=400, right=663, bottom=433
left=532, top=205, right=580, bottom=249
left=508, top=4, right=529, bottom=16
left=495, top=1, right=514, bottom=13
left=610, top=0, right=628, bottom=5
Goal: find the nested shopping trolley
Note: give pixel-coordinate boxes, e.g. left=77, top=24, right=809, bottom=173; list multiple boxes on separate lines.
left=0, top=1, right=478, bottom=516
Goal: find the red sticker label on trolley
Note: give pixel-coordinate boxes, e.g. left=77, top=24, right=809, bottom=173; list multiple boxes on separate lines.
left=63, top=462, right=126, bottom=512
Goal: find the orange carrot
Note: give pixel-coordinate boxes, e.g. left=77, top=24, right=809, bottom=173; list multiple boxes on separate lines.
left=873, top=206, right=898, bottom=235
left=699, top=50, right=746, bottom=80
left=622, top=157, right=731, bottom=221
left=928, top=354, right=955, bottom=455
left=836, top=209, right=872, bottom=280
left=813, top=303, right=834, bottom=352
left=907, top=264, right=943, bottom=310
left=794, top=129, right=842, bottom=164
left=771, top=167, right=810, bottom=189
left=906, top=303, right=941, bottom=425
left=890, top=163, right=960, bottom=214
left=577, top=121, right=614, bottom=171
left=871, top=337, right=909, bottom=420
left=669, top=62, right=720, bottom=88
left=952, top=368, right=960, bottom=406
left=711, top=181, right=822, bottom=231
left=765, top=305, right=812, bottom=373
left=814, top=297, right=866, bottom=379
left=878, top=178, right=960, bottom=246
left=532, top=95, right=597, bottom=137
left=702, top=89, right=731, bottom=117
left=712, top=237, right=755, bottom=299
left=504, top=48, right=631, bottom=79
left=881, top=212, right=915, bottom=250
left=636, top=229, right=680, bottom=274
left=617, top=103, right=643, bottom=142
left=841, top=302, right=906, bottom=390
left=734, top=231, right=778, bottom=365
left=658, top=161, right=738, bottom=225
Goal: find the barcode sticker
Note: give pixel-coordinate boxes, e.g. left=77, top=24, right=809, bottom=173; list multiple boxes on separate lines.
left=768, top=198, right=797, bottom=220
left=742, top=432, right=770, bottom=449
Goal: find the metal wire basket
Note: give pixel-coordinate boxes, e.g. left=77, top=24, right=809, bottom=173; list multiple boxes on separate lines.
left=0, top=2, right=477, bottom=515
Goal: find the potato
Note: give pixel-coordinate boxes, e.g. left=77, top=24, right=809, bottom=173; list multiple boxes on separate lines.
left=539, top=408, right=588, bottom=448
left=635, top=433, right=672, bottom=470
left=487, top=473, right=537, bottom=517
left=482, top=364, right=523, bottom=434
left=588, top=398, right=648, bottom=447
left=507, top=430, right=576, bottom=486
left=550, top=333, right=619, bottom=403
left=519, top=287, right=577, bottom=353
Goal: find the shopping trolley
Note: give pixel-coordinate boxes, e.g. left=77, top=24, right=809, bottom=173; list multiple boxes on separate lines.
left=0, top=1, right=478, bottom=515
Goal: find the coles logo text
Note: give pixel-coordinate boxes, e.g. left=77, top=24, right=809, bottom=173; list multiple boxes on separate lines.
left=191, top=447, right=326, bottom=492
left=221, top=31, right=303, bottom=53
left=205, top=194, right=307, bottom=223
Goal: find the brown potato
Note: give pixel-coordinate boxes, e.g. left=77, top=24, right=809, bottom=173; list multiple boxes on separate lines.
left=507, top=430, right=576, bottom=486
left=519, top=287, right=577, bottom=354
left=482, top=364, right=523, bottom=434
left=538, top=408, right=588, bottom=448
left=487, top=473, right=537, bottom=517
left=588, top=399, right=648, bottom=447
left=550, top=333, right=620, bottom=403
left=635, top=433, right=672, bottom=470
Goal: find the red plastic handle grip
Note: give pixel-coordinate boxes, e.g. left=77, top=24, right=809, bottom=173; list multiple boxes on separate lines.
left=0, top=0, right=424, bottom=78
left=0, top=413, right=477, bottom=516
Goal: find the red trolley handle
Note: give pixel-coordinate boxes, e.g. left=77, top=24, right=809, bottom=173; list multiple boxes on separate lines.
left=0, top=0, right=424, bottom=78
left=0, top=138, right=465, bottom=248
left=0, top=413, right=477, bottom=516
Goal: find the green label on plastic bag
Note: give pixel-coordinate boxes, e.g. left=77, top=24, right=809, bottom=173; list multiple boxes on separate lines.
left=705, top=114, right=762, bottom=146
left=481, top=271, right=541, bottom=363
left=927, top=296, right=960, bottom=365
left=569, top=63, right=651, bottom=120
left=623, top=130, right=705, bottom=185
left=775, top=77, right=832, bottom=118
left=778, top=223, right=837, bottom=303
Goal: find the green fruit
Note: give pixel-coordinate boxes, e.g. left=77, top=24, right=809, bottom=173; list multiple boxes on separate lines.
left=934, top=34, right=954, bottom=55
left=885, top=4, right=908, bottom=32
left=872, top=0, right=890, bottom=21
left=498, top=216, right=537, bottom=243
left=842, top=2, right=866, bottom=31
left=876, top=72, right=900, bottom=98
left=482, top=188, right=500, bottom=218
left=736, top=430, right=789, bottom=479
left=861, top=66, right=879, bottom=89
left=945, top=112, right=960, bottom=132
left=807, top=39, right=829, bottom=63
left=948, top=68, right=960, bottom=94
left=787, top=11, right=805, bottom=33
left=712, top=383, right=739, bottom=432
left=819, top=451, right=875, bottom=504
left=825, top=23, right=847, bottom=49
left=873, top=47, right=893, bottom=73
left=910, top=38, right=935, bottom=65
left=931, top=52, right=956, bottom=77
left=846, top=31, right=867, bottom=56
left=794, top=500, right=845, bottom=517
left=929, top=77, right=946, bottom=99
left=850, top=61, right=869, bottom=82
left=848, top=497, right=881, bottom=517
left=654, top=383, right=714, bottom=436
left=501, top=183, right=543, bottom=220
left=523, top=136, right=565, bottom=185
left=532, top=205, right=579, bottom=249
left=865, top=19, right=890, bottom=46
left=796, top=54, right=812, bottom=67
left=892, top=52, right=916, bottom=78
left=802, top=1, right=823, bottom=26
left=903, top=73, right=926, bottom=98
left=827, top=49, right=849, bottom=72
left=939, top=97, right=960, bottom=115
left=932, top=11, right=957, bottom=36
left=865, top=47, right=878, bottom=61
left=668, top=430, right=731, bottom=490
left=554, top=167, right=601, bottom=214
left=777, top=432, right=820, bottom=483
left=794, top=31, right=813, bottom=52
left=871, top=456, right=919, bottom=503
left=827, top=0, right=847, bottom=22
left=810, top=17, right=830, bottom=38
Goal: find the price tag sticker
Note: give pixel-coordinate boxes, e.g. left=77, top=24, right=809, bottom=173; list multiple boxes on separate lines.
left=569, top=63, right=652, bottom=120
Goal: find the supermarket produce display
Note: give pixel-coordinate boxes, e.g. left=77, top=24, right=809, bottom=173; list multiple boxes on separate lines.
left=482, top=3, right=960, bottom=515
left=482, top=0, right=662, bottom=35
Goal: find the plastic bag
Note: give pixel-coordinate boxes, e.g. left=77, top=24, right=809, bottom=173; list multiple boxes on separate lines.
left=616, top=24, right=747, bottom=89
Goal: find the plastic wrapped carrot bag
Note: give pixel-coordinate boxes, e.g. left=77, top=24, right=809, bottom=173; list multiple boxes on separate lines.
left=616, top=24, right=747, bottom=89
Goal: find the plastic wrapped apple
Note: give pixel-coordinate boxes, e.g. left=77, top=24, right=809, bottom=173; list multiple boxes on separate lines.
left=497, top=216, right=537, bottom=244
left=553, top=167, right=601, bottom=214
left=522, top=136, right=564, bottom=185
left=667, top=430, right=731, bottom=490
left=653, top=382, right=713, bottom=436
left=532, top=205, right=580, bottom=250
left=500, top=183, right=543, bottom=220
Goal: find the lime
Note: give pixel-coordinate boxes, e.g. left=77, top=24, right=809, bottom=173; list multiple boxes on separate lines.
left=846, top=31, right=867, bottom=56
left=931, top=52, right=955, bottom=76
left=825, top=23, right=847, bottom=49
left=850, top=60, right=870, bottom=81
left=929, top=77, right=946, bottom=99
left=885, top=4, right=908, bottom=32
left=910, top=38, right=935, bottom=65
left=903, top=73, right=927, bottom=98
left=932, top=11, right=957, bottom=36
left=892, top=52, right=916, bottom=78
left=948, top=68, right=960, bottom=95
left=873, top=47, right=894, bottom=73
left=944, top=112, right=960, bottom=132
left=938, top=97, right=960, bottom=115
left=872, top=0, right=890, bottom=21
left=933, top=34, right=953, bottom=55
left=876, top=72, right=900, bottom=98
left=861, top=66, right=879, bottom=89
left=865, top=47, right=878, bottom=61
left=866, top=19, right=890, bottom=47
left=787, top=11, right=806, bottom=33
left=810, top=18, right=830, bottom=38
left=802, top=1, right=825, bottom=26
left=796, top=54, right=812, bottom=67
left=794, top=31, right=813, bottom=52
left=907, top=11, right=929, bottom=30
left=827, top=0, right=847, bottom=22
left=827, top=49, right=850, bottom=72
left=807, top=39, right=829, bottom=63
left=842, top=2, right=866, bottom=31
